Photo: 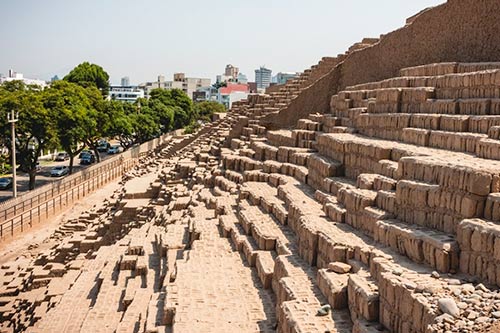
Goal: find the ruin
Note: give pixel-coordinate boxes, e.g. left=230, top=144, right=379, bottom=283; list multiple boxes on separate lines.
left=2, top=0, right=500, bottom=332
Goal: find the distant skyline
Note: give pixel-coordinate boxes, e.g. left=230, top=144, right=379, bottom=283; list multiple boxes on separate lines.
left=0, top=0, right=445, bottom=85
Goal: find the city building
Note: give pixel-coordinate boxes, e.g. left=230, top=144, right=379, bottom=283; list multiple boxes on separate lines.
left=274, top=72, right=299, bottom=85
left=255, top=66, right=272, bottom=90
left=139, top=75, right=179, bottom=99
left=193, top=86, right=218, bottom=103
left=109, top=85, right=145, bottom=103
left=121, top=76, right=130, bottom=86
left=173, top=73, right=211, bottom=99
left=217, top=65, right=247, bottom=85
left=0, top=69, right=47, bottom=87
left=216, top=74, right=231, bottom=84
left=217, top=84, right=249, bottom=109
left=163, top=81, right=184, bottom=90
left=237, top=73, right=248, bottom=84
left=224, top=64, right=239, bottom=80
left=139, top=73, right=210, bottom=99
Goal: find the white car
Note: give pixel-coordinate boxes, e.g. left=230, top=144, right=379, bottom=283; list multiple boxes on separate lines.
left=54, top=152, right=69, bottom=161
left=50, top=166, right=69, bottom=177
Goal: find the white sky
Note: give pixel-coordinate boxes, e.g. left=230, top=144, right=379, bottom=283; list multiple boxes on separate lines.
left=0, top=0, right=445, bottom=85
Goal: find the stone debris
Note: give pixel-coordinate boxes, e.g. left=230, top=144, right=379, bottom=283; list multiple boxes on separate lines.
left=317, top=304, right=332, bottom=316
left=329, top=262, right=352, bottom=274
left=438, top=298, right=460, bottom=317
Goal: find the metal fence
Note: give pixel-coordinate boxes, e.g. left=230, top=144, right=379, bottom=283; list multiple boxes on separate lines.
left=0, top=132, right=179, bottom=239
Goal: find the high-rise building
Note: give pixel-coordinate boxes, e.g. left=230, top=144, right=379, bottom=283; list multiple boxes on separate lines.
left=275, top=72, right=299, bottom=85
left=225, top=64, right=239, bottom=80
left=255, top=66, right=272, bottom=90
left=237, top=73, right=248, bottom=84
left=121, top=76, right=130, bottom=86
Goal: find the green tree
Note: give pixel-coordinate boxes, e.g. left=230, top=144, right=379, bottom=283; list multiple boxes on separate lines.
left=80, top=86, right=107, bottom=161
left=0, top=155, right=10, bottom=176
left=44, top=81, right=93, bottom=174
left=129, top=110, right=160, bottom=143
left=172, top=105, right=190, bottom=129
left=183, top=122, right=201, bottom=134
left=64, top=62, right=110, bottom=97
left=104, top=101, right=135, bottom=150
left=149, top=88, right=194, bottom=130
left=0, top=82, right=57, bottom=190
left=212, top=81, right=227, bottom=89
left=193, top=101, right=226, bottom=122
left=148, top=99, right=175, bottom=132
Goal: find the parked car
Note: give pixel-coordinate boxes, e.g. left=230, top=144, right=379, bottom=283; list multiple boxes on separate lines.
left=0, top=177, right=13, bottom=190
left=79, top=152, right=96, bottom=165
left=54, top=152, right=69, bottom=161
left=79, top=149, right=92, bottom=158
left=97, top=140, right=111, bottom=152
left=50, top=166, right=69, bottom=177
left=107, top=145, right=122, bottom=154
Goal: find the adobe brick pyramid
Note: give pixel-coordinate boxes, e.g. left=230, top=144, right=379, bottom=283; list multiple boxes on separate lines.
left=3, top=1, right=500, bottom=332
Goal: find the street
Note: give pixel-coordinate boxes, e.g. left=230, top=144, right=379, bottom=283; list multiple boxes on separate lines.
left=0, top=151, right=116, bottom=202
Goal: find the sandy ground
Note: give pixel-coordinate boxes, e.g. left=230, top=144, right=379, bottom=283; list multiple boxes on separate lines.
left=0, top=179, right=122, bottom=265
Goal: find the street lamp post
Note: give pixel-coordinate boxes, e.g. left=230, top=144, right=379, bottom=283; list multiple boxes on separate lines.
left=7, top=110, right=18, bottom=198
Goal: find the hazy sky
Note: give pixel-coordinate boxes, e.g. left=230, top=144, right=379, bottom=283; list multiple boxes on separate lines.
left=0, top=0, right=445, bottom=85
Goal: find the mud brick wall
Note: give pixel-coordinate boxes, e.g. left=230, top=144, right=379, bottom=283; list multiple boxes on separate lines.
left=340, top=0, right=500, bottom=88
left=262, top=0, right=500, bottom=129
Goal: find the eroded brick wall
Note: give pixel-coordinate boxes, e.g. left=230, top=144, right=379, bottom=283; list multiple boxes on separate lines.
left=340, top=0, right=500, bottom=88
left=262, top=0, right=500, bottom=128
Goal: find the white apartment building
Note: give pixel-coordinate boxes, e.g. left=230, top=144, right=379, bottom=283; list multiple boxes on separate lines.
left=139, top=73, right=210, bottom=99
left=0, top=69, right=47, bottom=87
left=109, top=86, right=145, bottom=103
left=139, top=75, right=172, bottom=99
left=173, top=73, right=211, bottom=99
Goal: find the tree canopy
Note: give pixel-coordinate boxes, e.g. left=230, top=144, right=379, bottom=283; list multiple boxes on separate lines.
left=194, top=101, right=226, bottom=122
left=0, top=63, right=225, bottom=190
left=149, top=88, right=194, bottom=129
left=0, top=81, right=58, bottom=189
left=63, top=62, right=110, bottom=97
left=43, top=80, right=95, bottom=172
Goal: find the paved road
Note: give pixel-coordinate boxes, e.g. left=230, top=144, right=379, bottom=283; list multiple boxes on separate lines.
left=0, top=151, right=117, bottom=202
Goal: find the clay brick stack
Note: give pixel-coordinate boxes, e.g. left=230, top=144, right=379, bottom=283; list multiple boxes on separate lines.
left=225, top=39, right=380, bottom=145
left=172, top=61, right=500, bottom=332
